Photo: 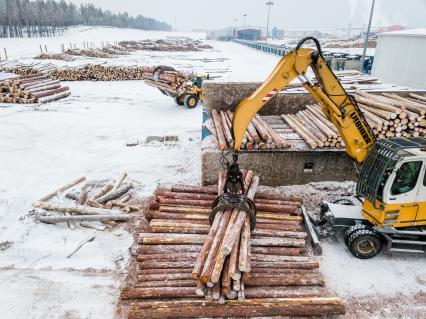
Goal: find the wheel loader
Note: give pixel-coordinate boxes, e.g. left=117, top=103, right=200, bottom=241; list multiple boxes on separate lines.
left=213, top=36, right=426, bottom=259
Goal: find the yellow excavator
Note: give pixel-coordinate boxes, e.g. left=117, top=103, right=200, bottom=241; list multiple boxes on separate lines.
left=214, top=37, right=426, bottom=259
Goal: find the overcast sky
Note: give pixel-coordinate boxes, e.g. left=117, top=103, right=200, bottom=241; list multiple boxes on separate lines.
left=70, top=0, right=426, bottom=31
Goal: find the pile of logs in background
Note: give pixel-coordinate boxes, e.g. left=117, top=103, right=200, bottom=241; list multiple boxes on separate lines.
left=0, top=71, right=70, bottom=104
left=119, top=179, right=345, bottom=318
left=118, top=39, right=213, bottom=52
left=33, top=173, right=141, bottom=231
left=49, top=64, right=151, bottom=81
left=282, top=91, right=426, bottom=149
left=210, top=110, right=290, bottom=150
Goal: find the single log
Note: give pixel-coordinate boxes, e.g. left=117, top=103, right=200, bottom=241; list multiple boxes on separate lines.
left=159, top=206, right=210, bottom=214
left=136, top=268, right=193, bottom=276
left=120, top=287, right=198, bottom=300
left=113, top=172, right=128, bottom=190
left=31, top=86, right=69, bottom=98
left=170, top=184, right=217, bottom=195
left=133, top=280, right=196, bottom=288
left=134, top=244, right=201, bottom=255
left=251, top=255, right=311, bottom=263
left=137, top=252, right=198, bottom=262
left=96, top=183, right=133, bottom=204
left=93, top=183, right=114, bottom=200
left=137, top=273, right=194, bottom=282
left=238, top=217, right=250, bottom=272
left=38, top=90, right=71, bottom=103
left=159, top=198, right=211, bottom=207
left=155, top=189, right=215, bottom=200
left=251, top=260, right=318, bottom=269
left=33, top=202, right=117, bottom=215
left=36, top=176, right=86, bottom=202
left=255, top=203, right=299, bottom=214
left=211, top=109, right=227, bottom=150
left=127, top=297, right=345, bottom=318
left=228, top=234, right=240, bottom=279
left=138, top=233, right=206, bottom=245
left=37, top=214, right=130, bottom=224
left=251, top=246, right=305, bottom=256
left=146, top=211, right=208, bottom=221
left=252, top=228, right=307, bottom=239
left=137, top=260, right=195, bottom=269
left=255, top=198, right=301, bottom=206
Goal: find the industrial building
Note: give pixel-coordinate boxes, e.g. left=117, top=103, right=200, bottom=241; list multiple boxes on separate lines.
left=372, top=28, right=426, bottom=89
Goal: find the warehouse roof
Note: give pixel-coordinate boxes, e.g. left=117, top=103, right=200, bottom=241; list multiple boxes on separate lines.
left=380, top=28, right=426, bottom=38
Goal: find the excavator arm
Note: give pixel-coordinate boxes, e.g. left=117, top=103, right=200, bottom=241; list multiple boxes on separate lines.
left=211, top=37, right=375, bottom=228
left=233, top=37, right=375, bottom=163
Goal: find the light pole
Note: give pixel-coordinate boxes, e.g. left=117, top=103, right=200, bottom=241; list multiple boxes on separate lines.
left=243, top=14, right=247, bottom=29
left=360, top=0, right=375, bottom=73
left=265, top=1, right=273, bottom=43
left=234, top=19, right=237, bottom=38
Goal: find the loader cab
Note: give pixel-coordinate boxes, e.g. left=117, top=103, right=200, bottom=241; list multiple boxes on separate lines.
left=357, top=138, right=426, bottom=228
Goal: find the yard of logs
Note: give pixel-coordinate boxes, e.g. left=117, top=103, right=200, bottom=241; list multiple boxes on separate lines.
left=119, top=176, right=345, bottom=318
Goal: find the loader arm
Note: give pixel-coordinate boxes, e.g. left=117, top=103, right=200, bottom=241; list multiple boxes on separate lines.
left=232, top=37, right=375, bottom=164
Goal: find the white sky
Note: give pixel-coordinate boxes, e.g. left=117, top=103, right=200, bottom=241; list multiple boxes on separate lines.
left=69, top=0, right=426, bottom=31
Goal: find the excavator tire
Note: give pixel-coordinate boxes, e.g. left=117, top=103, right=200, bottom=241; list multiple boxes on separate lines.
left=184, top=94, right=198, bottom=109
left=174, top=95, right=185, bottom=105
left=344, top=224, right=367, bottom=246
left=348, top=228, right=383, bottom=259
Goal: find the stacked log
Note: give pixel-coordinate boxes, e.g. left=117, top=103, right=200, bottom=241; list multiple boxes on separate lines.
left=210, top=110, right=290, bottom=150
left=118, top=182, right=345, bottom=318
left=49, top=64, right=152, bottom=81
left=0, top=71, right=70, bottom=104
left=142, top=68, right=191, bottom=96
left=0, top=61, right=57, bottom=76
left=33, top=173, right=140, bottom=229
left=118, top=39, right=212, bottom=52
left=281, top=91, right=426, bottom=149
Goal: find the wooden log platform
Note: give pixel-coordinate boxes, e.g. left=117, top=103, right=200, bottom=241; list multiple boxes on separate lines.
left=118, top=183, right=345, bottom=318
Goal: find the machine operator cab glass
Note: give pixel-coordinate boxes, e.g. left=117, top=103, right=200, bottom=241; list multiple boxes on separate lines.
left=379, top=149, right=426, bottom=206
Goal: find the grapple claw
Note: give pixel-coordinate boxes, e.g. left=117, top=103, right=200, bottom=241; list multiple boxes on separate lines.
left=210, top=193, right=257, bottom=230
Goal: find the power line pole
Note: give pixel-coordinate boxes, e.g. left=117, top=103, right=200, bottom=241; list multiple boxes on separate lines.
left=243, top=14, right=247, bottom=29
left=265, top=1, right=273, bottom=43
left=360, top=0, right=375, bottom=73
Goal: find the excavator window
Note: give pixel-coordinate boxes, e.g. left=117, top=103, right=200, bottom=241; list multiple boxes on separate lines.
left=390, top=161, right=422, bottom=196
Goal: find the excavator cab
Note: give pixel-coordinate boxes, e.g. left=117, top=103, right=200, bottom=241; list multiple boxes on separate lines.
left=315, top=138, right=426, bottom=258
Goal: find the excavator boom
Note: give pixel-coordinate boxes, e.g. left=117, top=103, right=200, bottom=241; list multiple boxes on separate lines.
left=232, top=37, right=375, bottom=164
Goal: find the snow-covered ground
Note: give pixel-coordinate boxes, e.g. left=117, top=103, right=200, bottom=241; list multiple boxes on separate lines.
left=0, top=27, right=425, bottom=319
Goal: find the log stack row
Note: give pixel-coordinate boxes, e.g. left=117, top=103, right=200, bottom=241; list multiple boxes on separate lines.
left=118, top=39, right=212, bottom=52
left=119, top=181, right=345, bottom=318
left=35, top=53, right=76, bottom=62
left=281, top=91, right=426, bottom=149
left=33, top=173, right=140, bottom=230
left=210, top=110, right=290, bottom=150
left=49, top=64, right=152, bottom=81
left=0, top=71, right=70, bottom=104
left=0, top=61, right=57, bottom=76
left=142, top=68, right=191, bottom=96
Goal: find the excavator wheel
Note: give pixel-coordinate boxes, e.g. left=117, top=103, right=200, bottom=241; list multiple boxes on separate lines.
left=184, top=94, right=198, bottom=109
left=347, top=228, right=383, bottom=259
left=174, top=95, right=185, bottom=106
left=344, top=224, right=367, bottom=246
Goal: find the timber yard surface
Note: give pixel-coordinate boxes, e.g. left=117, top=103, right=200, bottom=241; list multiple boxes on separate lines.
left=0, top=26, right=425, bottom=319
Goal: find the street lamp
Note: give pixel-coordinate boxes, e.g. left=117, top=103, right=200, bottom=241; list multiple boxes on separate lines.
left=265, top=1, right=274, bottom=43
left=360, top=0, right=375, bottom=73
left=243, top=14, right=247, bottom=29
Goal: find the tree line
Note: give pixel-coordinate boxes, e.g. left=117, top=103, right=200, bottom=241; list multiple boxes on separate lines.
left=0, top=0, right=172, bottom=38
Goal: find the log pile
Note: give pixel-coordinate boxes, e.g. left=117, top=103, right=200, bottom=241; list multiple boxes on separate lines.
left=118, top=39, right=212, bottom=52
left=0, top=61, right=57, bottom=75
left=49, top=64, right=152, bottom=81
left=118, top=179, right=345, bottom=318
left=35, top=53, right=75, bottom=62
left=33, top=173, right=141, bottom=230
left=142, top=68, right=191, bottom=96
left=65, top=48, right=112, bottom=58
left=281, top=91, right=426, bottom=149
left=210, top=110, right=290, bottom=150
left=0, top=71, right=70, bottom=104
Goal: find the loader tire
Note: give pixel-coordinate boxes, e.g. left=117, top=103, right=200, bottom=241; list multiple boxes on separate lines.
left=174, top=95, right=184, bottom=105
left=348, top=229, right=383, bottom=259
left=344, top=224, right=367, bottom=246
left=184, top=94, right=198, bottom=109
